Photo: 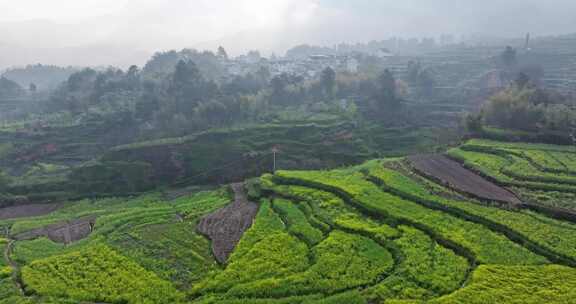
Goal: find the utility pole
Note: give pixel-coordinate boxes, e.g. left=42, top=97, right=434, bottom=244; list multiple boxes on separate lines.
left=524, top=33, right=531, bottom=51
left=271, top=146, right=280, bottom=174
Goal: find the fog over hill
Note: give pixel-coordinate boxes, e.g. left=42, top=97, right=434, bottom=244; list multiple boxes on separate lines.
left=2, top=0, right=576, bottom=69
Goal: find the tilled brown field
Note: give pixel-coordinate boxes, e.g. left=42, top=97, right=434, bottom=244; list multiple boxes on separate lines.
left=12, top=215, right=97, bottom=244
left=408, top=154, right=523, bottom=207
left=197, top=183, right=258, bottom=263
left=0, top=203, right=63, bottom=220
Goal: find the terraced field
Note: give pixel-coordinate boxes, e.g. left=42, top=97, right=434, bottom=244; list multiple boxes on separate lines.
left=0, top=138, right=575, bottom=303
left=447, top=139, right=576, bottom=213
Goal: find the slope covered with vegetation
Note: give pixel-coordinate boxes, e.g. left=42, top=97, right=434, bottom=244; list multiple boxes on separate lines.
left=0, top=137, right=574, bottom=303
left=1, top=42, right=576, bottom=303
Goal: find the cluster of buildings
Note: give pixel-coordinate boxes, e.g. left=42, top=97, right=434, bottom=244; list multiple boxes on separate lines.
left=224, top=53, right=374, bottom=80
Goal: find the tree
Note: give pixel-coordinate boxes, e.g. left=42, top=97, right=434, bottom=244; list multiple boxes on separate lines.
left=406, top=61, right=436, bottom=97
left=375, top=69, right=398, bottom=109
left=407, top=61, right=422, bottom=84
left=515, top=72, right=531, bottom=89
left=518, top=64, right=544, bottom=86
left=217, top=46, right=229, bottom=61
left=29, top=83, right=37, bottom=94
left=320, top=67, right=336, bottom=100
left=465, top=113, right=484, bottom=133
left=125, top=65, right=141, bottom=90
left=195, top=100, right=228, bottom=127
left=255, top=66, right=271, bottom=83
left=500, top=46, right=517, bottom=70
left=169, top=60, right=205, bottom=114
left=0, top=77, right=25, bottom=99
left=483, top=86, right=544, bottom=131
left=0, top=170, right=11, bottom=192
left=136, top=81, right=160, bottom=121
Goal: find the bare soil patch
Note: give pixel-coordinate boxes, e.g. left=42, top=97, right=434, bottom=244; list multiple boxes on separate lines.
left=408, top=154, right=523, bottom=207
left=0, top=203, right=63, bottom=220
left=197, top=183, right=258, bottom=263
left=12, top=215, right=97, bottom=244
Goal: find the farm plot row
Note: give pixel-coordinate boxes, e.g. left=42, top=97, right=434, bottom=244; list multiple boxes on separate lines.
left=2, top=189, right=232, bottom=303
left=447, top=147, right=576, bottom=194
left=192, top=198, right=396, bottom=302
left=460, top=138, right=576, bottom=175
left=274, top=169, right=546, bottom=265
left=408, top=154, right=522, bottom=207
left=269, top=164, right=576, bottom=303
left=4, top=156, right=576, bottom=304
left=458, top=142, right=576, bottom=185
left=1, top=189, right=229, bottom=237
left=447, top=145, right=576, bottom=213
left=464, top=139, right=576, bottom=153
left=367, top=161, right=576, bottom=265
left=430, top=265, right=576, bottom=304
left=211, top=180, right=469, bottom=303
left=22, top=244, right=185, bottom=304
left=261, top=180, right=469, bottom=302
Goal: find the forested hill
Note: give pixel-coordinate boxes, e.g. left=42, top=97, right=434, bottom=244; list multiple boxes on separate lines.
left=0, top=42, right=575, bottom=203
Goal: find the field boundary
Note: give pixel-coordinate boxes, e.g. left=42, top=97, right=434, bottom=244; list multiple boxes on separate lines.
left=444, top=153, right=576, bottom=223
left=271, top=175, right=477, bottom=289
left=265, top=185, right=461, bottom=299
left=367, top=175, right=576, bottom=268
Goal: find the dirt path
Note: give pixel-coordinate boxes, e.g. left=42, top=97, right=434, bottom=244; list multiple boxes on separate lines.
left=409, top=154, right=523, bottom=207
left=4, top=239, right=25, bottom=295
left=197, top=183, right=259, bottom=264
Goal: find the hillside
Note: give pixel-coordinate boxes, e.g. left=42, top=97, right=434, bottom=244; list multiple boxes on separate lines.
left=0, top=118, right=451, bottom=203
left=0, top=138, right=575, bottom=303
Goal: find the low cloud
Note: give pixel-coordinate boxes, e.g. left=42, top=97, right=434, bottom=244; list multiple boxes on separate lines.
left=1, top=0, right=576, bottom=68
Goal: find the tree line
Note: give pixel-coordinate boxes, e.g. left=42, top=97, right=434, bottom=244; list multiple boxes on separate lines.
left=42, top=49, right=409, bottom=137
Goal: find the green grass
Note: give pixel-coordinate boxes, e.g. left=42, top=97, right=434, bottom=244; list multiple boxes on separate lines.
left=272, top=199, right=324, bottom=245
left=545, top=151, right=576, bottom=173
left=366, top=225, right=468, bottom=301
left=504, top=155, right=576, bottom=186
left=515, top=188, right=576, bottom=211
left=5, top=137, right=576, bottom=303
left=193, top=232, right=310, bottom=295
left=466, top=138, right=576, bottom=153
left=2, top=189, right=231, bottom=302
left=0, top=238, right=8, bottom=268
left=454, top=140, right=576, bottom=184
left=13, top=238, right=66, bottom=264
left=225, top=199, right=285, bottom=261
left=223, top=230, right=394, bottom=298
left=448, top=141, right=576, bottom=210
left=447, top=147, right=576, bottom=193
left=276, top=169, right=548, bottom=265
left=522, top=150, right=572, bottom=173
left=192, top=199, right=310, bottom=295
left=334, top=213, right=399, bottom=241
left=0, top=277, right=29, bottom=304
left=368, top=162, right=576, bottom=264
left=108, top=221, right=219, bottom=289
left=430, top=265, right=576, bottom=304
left=22, top=244, right=185, bottom=304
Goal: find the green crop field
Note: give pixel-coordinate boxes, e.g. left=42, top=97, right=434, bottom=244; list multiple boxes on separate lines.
left=1, top=138, right=576, bottom=303
left=448, top=139, right=576, bottom=210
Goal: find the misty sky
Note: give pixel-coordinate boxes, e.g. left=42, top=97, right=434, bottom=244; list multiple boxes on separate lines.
left=1, top=0, right=576, bottom=68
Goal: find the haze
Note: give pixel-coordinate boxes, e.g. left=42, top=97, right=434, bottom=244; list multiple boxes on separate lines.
left=1, top=0, right=576, bottom=69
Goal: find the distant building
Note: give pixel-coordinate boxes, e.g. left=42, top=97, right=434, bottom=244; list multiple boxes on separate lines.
left=346, top=57, right=359, bottom=73
left=375, top=48, right=394, bottom=58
